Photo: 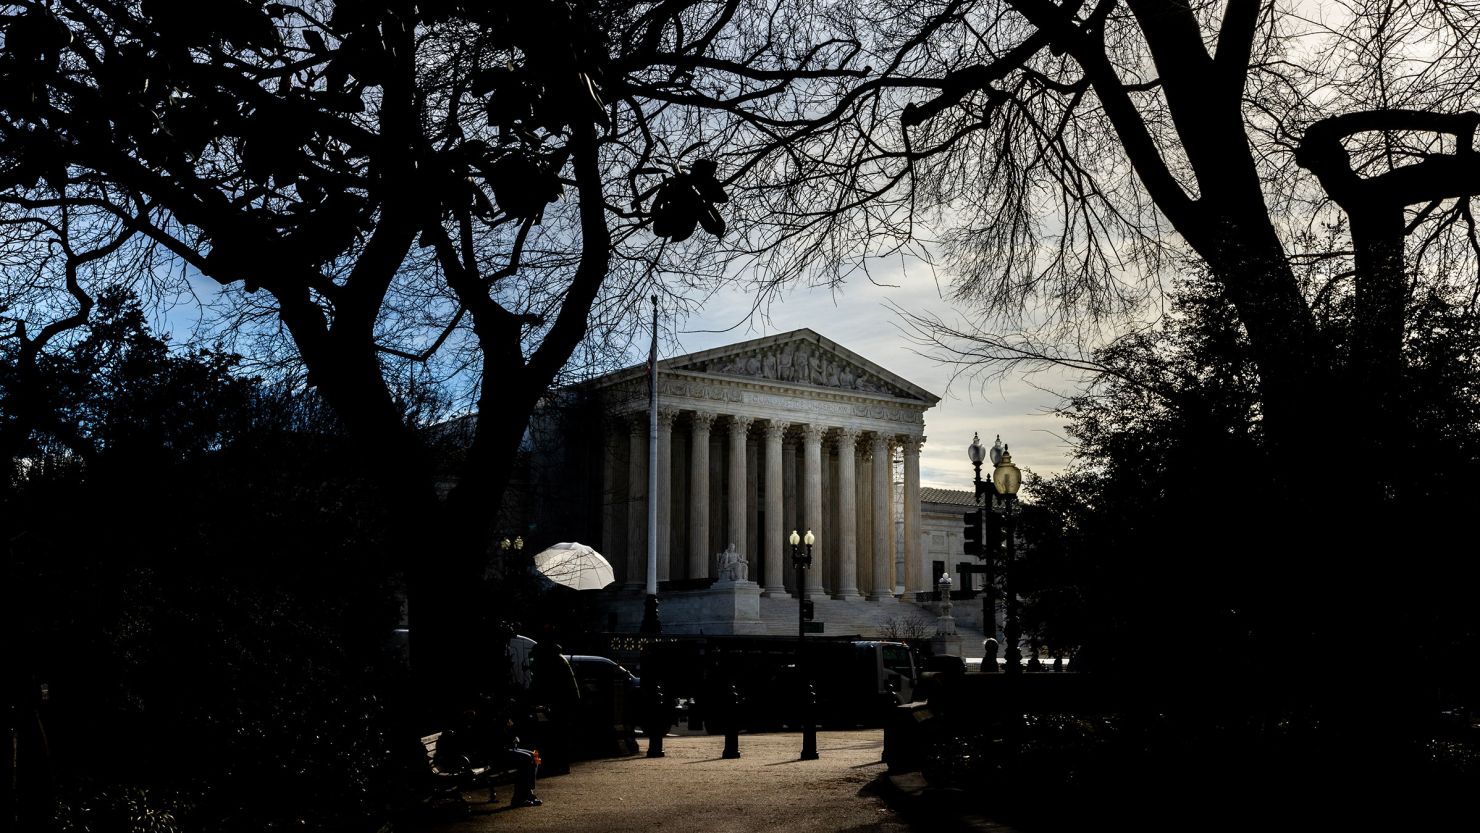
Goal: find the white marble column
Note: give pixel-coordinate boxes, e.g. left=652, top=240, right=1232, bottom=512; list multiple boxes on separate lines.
left=672, top=431, right=687, bottom=578
left=782, top=436, right=798, bottom=593
left=624, top=416, right=647, bottom=589
left=902, top=434, right=923, bottom=594
left=746, top=438, right=759, bottom=568
left=601, top=425, right=619, bottom=571
left=832, top=427, right=861, bottom=600
left=801, top=423, right=825, bottom=594
left=870, top=432, right=894, bottom=599
left=891, top=441, right=902, bottom=595
left=709, top=432, right=723, bottom=562
left=727, top=416, right=753, bottom=570
left=856, top=433, right=872, bottom=597
left=821, top=443, right=834, bottom=591
left=688, top=411, right=716, bottom=579
left=656, top=407, right=677, bottom=583
left=762, top=420, right=788, bottom=595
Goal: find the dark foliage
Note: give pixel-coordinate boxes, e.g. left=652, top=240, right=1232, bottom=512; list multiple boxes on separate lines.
left=1017, top=271, right=1480, bottom=699
left=922, top=709, right=1480, bottom=831
left=4, top=297, right=417, bottom=832
left=1015, top=272, right=1267, bottom=671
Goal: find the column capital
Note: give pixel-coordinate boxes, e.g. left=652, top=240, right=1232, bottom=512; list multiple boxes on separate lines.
left=657, top=407, right=680, bottom=429
left=899, top=433, right=923, bottom=454
left=762, top=419, right=789, bottom=441
left=801, top=423, right=827, bottom=444
left=870, top=431, right=890, bottom=452
left=728, top=415, right=755, bottom=436
left=831, top=426, right=861, bottom=450
left=690, top=410, right=718, bottom=432
left=628, top=413, right=649, bottom=436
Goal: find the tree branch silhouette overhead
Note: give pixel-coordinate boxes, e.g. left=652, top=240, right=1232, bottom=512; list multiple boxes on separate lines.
left=0, top=0, right=900, bottom=708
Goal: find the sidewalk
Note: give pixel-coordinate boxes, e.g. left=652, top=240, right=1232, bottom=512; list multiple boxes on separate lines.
left=871, top=771, right=1022, bottom=833
left=424, top=730, right=914, bottom=833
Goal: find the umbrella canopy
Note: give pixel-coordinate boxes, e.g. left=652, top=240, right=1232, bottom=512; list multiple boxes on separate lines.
left=531, top=542, right=616, bottom=591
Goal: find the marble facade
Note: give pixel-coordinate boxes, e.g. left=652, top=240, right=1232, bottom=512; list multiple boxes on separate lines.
left=587, top=329, right=941, bottom=632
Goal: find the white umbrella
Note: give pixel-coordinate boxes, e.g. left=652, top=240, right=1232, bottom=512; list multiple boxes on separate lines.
left=531, top=542, right=616, bottom=591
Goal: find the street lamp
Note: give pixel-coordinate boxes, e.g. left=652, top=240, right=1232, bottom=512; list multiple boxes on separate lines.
left=991, top=443, right=1022, bottom=673
left=791, top=529, right=819, bottom=760
left=966, top=434, right=997, bottom=671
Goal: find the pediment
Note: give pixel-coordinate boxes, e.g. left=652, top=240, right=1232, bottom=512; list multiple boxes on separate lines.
left=664, top=329, right=938, bottom=404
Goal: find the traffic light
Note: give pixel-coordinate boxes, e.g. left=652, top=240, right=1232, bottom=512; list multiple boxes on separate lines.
left=983, top=506, right=1004, bottom=552
left=962, top=510, right=982, bottom=556
left=801, top=600, right=815, bottom=621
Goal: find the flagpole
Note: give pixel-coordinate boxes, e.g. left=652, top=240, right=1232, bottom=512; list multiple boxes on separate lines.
left=641, top=295, right=662, bottom=633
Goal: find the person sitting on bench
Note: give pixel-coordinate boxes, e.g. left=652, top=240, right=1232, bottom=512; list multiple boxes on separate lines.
left=438, top=703, right=542, bottom=808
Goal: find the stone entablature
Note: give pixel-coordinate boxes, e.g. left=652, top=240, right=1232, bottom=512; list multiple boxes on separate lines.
left=605, top=372, right=926, bottom=433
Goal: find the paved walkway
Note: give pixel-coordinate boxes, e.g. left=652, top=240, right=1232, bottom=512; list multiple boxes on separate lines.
left=424, top=730, right=918, bottom=833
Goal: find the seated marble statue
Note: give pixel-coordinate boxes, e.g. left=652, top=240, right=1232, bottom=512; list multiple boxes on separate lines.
left=716, top=544, right=748, bottom=582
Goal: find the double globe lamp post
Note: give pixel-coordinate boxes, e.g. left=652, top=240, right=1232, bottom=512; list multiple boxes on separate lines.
left=967, top=433, right=1022, bottom=673
left=789, top=529, right=819, bottom=760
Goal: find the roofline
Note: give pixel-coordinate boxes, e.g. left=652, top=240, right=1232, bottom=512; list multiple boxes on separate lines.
left=578, top=328, right=941, bottom=404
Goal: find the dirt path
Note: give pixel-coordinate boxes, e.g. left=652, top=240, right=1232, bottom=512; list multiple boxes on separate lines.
left=426, top=729, right=915, bottom=833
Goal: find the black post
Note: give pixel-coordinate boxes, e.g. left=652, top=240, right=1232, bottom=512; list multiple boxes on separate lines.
left=801, top=683, right=819, bottom=760
left=645, top=682, right=667, bottom=758
left=975, top=462, right=997, bottom=672
left=722, top=684, right=741, bottom=759
left=793, top=534, right=819, bottom=761
left=796, top=545, right=806, bottom=646
left=1002, top=494, right=1021, bottom=674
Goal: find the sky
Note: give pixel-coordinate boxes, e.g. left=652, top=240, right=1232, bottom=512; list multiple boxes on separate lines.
left=154, top=255, right=1090, bottom=492
left=661, top=262, right=1090, bottom=491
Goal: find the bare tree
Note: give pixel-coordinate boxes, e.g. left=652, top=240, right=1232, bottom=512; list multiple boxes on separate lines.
left=0, top=0, right=875, bottom=703
left=0, top=197, right=152, bottom=470
left=752, top=0, right=1480, bottom=737
left=754, top=0, right=1480, bottom=504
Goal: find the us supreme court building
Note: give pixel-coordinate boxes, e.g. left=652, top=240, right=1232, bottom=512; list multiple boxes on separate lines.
left=535, top=328, right=987, bottom=640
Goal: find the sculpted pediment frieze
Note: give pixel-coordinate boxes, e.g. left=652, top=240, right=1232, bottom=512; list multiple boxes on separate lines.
left=584, top=328, right=941, bottom=411
left=672, top=338, right=914, bottom=399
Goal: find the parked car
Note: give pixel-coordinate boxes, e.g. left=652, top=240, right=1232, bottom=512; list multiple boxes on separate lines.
left=564, top=654, right=641, bottom=756
left=505, top=636, right=640, bottom=757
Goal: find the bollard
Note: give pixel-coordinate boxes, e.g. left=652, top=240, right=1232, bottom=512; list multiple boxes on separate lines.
left=645, top=682, right=667, bottom=758
left=722, top=684, right=741, bottom=759
left=800, top=683, right=819, bottom=760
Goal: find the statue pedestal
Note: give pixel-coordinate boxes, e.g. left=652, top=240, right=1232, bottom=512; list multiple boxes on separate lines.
left=934, top=614, right=958, bottom=636
left=930, top=632, right=963, bottom=657
left=661, top=580, right=767, bottom=634
left=931, top=585, right=961, bottom=655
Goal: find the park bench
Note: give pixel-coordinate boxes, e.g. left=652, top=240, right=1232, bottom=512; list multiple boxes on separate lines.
left=420, top=732, right=524, bottom=803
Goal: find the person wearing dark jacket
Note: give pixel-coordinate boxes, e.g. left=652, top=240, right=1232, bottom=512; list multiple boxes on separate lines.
left=529, top=638, right=581, bottom=775
left=437, top=705, right=542, bottom=807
